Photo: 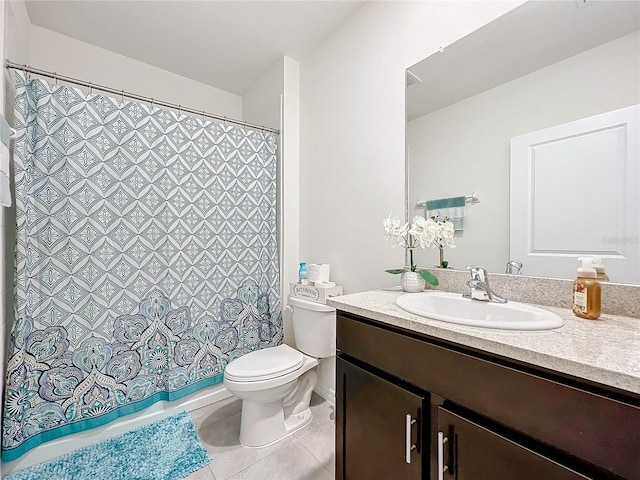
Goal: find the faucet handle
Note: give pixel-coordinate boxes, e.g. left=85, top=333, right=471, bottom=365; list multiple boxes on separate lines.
left=506, top=261, right=522, bottom=275
left=466, top=265, right=487, bottom=282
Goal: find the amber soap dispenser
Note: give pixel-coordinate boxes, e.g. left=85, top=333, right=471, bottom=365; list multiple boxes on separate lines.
left=572, top=257, right=601, bottom=320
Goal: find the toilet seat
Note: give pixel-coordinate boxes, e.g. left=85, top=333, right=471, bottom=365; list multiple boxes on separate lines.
left=225, top=344, right=304, bottom=382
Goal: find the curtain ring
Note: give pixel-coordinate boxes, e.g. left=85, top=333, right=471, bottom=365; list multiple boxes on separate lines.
left=202, top=110, right=205, bottom=123
left=121, top=90, right=124, bottom=105
left=89, top=82, right=93, bottom=95
left=151, top=98, right=154, bottom=110
left=178, top=105, right=182, bottom=117
left=54, top=73, right=58, bottom=86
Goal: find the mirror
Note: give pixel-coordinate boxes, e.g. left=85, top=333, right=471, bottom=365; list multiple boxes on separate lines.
left=406, top=0, right=640, bottom=284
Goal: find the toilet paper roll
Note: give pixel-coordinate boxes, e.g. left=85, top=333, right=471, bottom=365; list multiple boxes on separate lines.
left=307, top=263, right=330, bottom=283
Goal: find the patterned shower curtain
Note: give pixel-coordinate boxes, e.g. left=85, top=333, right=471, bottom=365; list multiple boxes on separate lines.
left=2, top=71, right=281, bottom=461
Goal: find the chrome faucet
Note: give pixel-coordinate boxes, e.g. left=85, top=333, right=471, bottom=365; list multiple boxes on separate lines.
left=463, top=265, right=507, bottom=303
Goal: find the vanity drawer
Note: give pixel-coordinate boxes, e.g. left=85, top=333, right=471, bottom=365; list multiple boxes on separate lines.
left=337, top=312, right=640, bottom=479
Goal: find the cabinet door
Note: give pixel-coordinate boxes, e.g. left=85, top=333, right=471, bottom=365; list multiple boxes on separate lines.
left=437, top=407, right=589, bottom=480
left=336, top=357, right=425, bottom=480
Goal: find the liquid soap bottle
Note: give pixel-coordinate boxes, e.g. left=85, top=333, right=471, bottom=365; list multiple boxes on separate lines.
left=591, top=256, right=610, bottom=282
left=572, top=257, right=601, bottom=320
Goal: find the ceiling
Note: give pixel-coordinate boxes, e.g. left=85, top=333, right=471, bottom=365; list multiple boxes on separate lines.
left=26, top=0, right=366, bottom=96
left=406, top=0, right=640, bottom=120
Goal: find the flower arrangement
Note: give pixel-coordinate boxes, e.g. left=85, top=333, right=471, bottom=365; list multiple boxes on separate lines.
left=383, top=214, right=456, bottom=287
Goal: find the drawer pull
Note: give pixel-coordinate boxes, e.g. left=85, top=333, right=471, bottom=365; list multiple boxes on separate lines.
left=405, top=414, right=417, bottom=464
left=438, top=431, right=449, bottom=480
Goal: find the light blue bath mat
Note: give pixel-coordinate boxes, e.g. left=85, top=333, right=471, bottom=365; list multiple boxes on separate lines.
left=6, top=411, right=210, bottom=480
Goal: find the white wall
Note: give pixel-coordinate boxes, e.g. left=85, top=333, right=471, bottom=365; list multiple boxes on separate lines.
left=243, top=56, right=334, bottom=399
left=243, top=57, right=284, bottom=131
left=408, top=31, right=640, bottom=273
left=2, top=0, right=30, bottom=311
left=29, top=25, right=242, bottom=118
left=243, top=56, right=301, bottom=348
left=280, top=58, right=300, bottom=346
left=299, top=0, right=524, bottom=294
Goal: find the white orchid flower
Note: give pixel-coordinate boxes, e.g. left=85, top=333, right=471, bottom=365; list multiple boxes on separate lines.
left=384, top=213, right=455, bottom=255
left=383, top=213, right=455, bottom=286
left=383, top=214, right=409, bottom=247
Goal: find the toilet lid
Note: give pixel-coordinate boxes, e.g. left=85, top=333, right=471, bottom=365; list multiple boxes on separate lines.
left=225, top=344, right=304, bottom=382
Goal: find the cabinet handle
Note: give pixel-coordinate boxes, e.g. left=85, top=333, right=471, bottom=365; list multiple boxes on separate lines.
left=438, top=431, right=449, bottom=480
left=405, top=414, right=417, bottom=464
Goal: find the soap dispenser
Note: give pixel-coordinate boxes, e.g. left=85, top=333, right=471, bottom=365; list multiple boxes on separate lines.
left=572, top=257, right=601, bottom=320
left=591, top=256, right=610, bottom=282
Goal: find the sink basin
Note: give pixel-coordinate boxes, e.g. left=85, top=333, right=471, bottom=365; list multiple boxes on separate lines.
left=395, top=292, right=564, bottom=330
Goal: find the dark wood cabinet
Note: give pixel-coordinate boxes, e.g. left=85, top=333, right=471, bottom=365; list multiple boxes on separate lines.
left=437, top=407, right=588, bottom=480
left=336, top=311, right=640, bottom=480
left=336, top=357, right=425, bottom=480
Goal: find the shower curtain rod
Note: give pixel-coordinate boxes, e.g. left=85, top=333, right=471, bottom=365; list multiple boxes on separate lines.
left=5, top=60, right=280, bottom=134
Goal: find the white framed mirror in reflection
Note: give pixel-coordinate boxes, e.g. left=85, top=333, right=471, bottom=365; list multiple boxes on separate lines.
left=406, top=0, right=640, bottom=284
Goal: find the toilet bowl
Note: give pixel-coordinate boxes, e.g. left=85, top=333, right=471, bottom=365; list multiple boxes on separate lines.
left=224, top=296, right=336, bottom=447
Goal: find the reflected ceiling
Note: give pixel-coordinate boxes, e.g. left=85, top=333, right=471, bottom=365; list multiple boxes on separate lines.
left=407, top=0, right=640, bottom=120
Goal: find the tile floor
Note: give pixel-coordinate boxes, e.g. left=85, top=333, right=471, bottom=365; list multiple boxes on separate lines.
left=185, top=393, right=335, bottom=480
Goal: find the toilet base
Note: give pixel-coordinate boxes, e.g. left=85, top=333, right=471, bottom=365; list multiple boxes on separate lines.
left=284, top=407, right=313, bottom=436
left=239, top=405, right=313, bottom=448
left=239, top=370, right=317, bottom=448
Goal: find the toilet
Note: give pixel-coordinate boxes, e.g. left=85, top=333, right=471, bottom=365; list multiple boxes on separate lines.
left=223, top=296, right=336, bottom=447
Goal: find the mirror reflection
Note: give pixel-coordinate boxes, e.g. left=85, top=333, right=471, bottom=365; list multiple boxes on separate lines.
left=406, top=0, right=640, bottom=284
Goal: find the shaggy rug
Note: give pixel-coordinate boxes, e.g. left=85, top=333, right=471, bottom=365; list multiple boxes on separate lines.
left=6, top=411, right=210, bottom=480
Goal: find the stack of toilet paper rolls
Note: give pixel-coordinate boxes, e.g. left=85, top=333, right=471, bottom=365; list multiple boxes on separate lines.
left=306, top=264, right=333, bottom=287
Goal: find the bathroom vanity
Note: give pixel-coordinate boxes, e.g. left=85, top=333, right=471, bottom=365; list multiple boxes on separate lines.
left=328, top=290, right=640, bottom=480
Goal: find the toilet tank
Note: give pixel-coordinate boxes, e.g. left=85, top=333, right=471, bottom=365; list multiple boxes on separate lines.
left=289, top=296, right=336, bottom=358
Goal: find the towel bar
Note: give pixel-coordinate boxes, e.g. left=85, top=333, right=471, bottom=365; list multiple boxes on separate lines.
left=415, top=193, right=480, bottom=209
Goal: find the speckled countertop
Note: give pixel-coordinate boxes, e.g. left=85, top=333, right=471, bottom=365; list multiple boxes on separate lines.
left=327, top=289, right=640, bottom=395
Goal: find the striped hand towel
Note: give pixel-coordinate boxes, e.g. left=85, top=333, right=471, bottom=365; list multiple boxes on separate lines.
left=425, top=196, right=466, bottom=231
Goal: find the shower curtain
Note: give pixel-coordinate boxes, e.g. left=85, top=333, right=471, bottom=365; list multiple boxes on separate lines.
left=2, top=71, right=281, bottom=461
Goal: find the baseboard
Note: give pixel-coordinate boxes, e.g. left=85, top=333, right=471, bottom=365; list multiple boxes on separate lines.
left=3, top=384, right=232, bottom=476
